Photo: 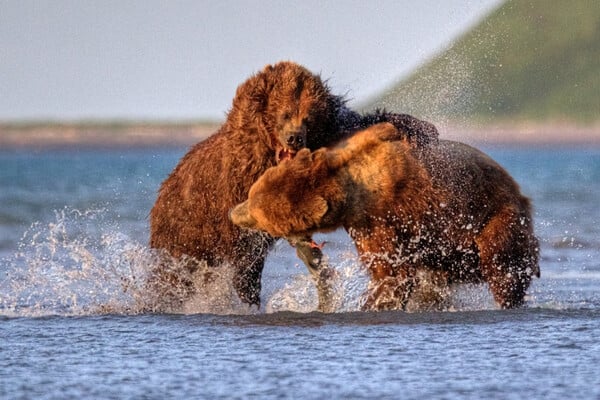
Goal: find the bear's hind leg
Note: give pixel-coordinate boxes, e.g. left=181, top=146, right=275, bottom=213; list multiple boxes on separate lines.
left=475, top=205, right=539, bottom=309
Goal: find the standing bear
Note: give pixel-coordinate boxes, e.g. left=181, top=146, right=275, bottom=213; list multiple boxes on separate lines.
left=149, top=61, right=438, bottom=308
left=230, top=123, right=540, bottom=310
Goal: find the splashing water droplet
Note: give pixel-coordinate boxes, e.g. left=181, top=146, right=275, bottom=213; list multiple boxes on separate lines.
left=0, top=207, right=253, bottom=317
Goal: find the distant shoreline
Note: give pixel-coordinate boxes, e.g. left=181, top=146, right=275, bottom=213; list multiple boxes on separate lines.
left=1, top=120, right=599, bottom=149
left=441, top=121, right=600, bottom=146
left=0, top=122, right=220, bottom=149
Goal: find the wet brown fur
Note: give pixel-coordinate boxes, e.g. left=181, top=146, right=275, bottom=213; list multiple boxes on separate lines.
left=230, top=123, right=540, bottom=310
left=150, top=61, right=440, bottom=307
left=150, top=61, right=352, bottom=305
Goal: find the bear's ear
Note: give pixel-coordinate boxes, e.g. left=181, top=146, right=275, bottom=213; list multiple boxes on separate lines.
left=248, top=75, right=270, bottom=115
left=309, top=149, right=327, bottom=165
left=261, top=63, right=276, bottom=73
left=310, top=148, right=338, bottom=171
left=295, top=148, right=312, bottom=161
left=290, top=148, right=315, bottom=170
left=308, top=196, right=328, bottom=224
left=242, top=67, right=278, bottom=118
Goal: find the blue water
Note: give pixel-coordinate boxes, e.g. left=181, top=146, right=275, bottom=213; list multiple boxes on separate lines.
left=1, top=143, right=599, bottom=399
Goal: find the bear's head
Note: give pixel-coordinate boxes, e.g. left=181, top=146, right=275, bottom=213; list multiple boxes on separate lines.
left=230, top=61, right=348, bottom=163
left=229, top=147, right=347, bottom=238
left=229, top=123, right=403, bottom=238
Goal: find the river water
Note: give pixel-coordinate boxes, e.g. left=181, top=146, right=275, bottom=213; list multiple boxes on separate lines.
left=1, top=143, right=599, bottom=399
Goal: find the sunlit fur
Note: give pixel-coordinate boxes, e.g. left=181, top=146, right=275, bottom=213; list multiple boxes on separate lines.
left=150, top=61, right=441, bottom=307
left=150, top=61, right=353, bottom=305
left=231, top=123, right=540, bottom=310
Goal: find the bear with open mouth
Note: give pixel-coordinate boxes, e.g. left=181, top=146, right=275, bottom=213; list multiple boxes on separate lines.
left=149, top=61, right=440, bottom=309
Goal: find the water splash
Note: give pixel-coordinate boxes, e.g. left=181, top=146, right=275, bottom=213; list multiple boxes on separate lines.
left=265, top=258, right=369, bottom=314
left=2, top=208, right=128, bottom=316
left=0, top=207, right=252, bottom=317
left=0, top=207, right=372, bottom=317
left=0, top=207, right=558, bottom=318
left=264, top=247, right=499, bottom=313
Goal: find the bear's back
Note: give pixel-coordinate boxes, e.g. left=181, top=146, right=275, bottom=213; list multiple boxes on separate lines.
left=413, top=139, right=529, bottom=217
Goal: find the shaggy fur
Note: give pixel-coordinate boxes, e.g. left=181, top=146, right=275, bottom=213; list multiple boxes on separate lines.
left=230, top=123, right=540, bottom=310
left=150, top=61, right=439, bottom=306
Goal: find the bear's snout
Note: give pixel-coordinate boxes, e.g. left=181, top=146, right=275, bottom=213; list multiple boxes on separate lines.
left=229, top=201, right=258, bottom=229
left=285, top=131, right=306, bottom=150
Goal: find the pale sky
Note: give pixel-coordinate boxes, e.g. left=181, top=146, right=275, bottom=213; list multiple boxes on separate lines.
left=0, top=0, right=501, bottom=121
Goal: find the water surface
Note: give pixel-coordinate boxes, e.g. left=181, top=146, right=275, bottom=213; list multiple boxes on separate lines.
left=1, top=144, right=599, bottom=398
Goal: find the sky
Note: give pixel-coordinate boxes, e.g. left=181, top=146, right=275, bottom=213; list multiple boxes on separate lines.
left=0, top=0, right=501, bottom=121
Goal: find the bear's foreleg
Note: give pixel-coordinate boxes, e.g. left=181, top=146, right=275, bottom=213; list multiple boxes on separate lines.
left=362, top=265, right=417, bottom=311
left=354, top=228, right=418, bottom=311
left=361, top=254, right=416, bottom=311
left=231, top=231, right=274, bottom=307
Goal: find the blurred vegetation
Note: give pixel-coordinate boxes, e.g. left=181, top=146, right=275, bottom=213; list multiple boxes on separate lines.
left=366, top=0, right=600, bottom=124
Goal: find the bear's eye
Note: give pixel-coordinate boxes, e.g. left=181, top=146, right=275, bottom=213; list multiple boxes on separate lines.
left=282, top=112, right=292, bottom=121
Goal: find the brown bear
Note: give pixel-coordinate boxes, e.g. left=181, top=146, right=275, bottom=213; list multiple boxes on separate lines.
left=150, top=61, right=439, bottom=308
left=230, top=122, right=540, bottom=310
